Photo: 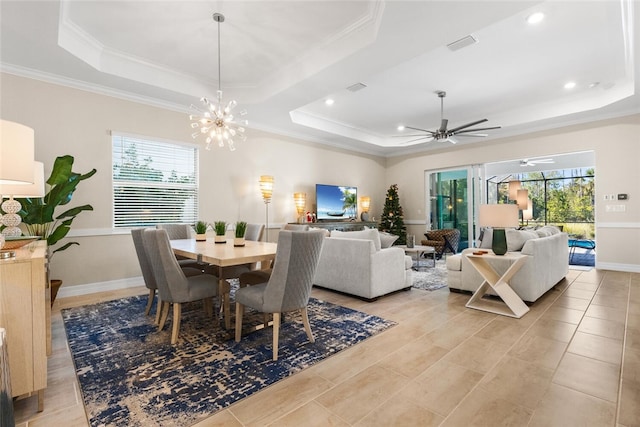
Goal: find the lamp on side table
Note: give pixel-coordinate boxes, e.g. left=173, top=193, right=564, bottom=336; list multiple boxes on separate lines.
left=478, top=204, right=519, bottom=255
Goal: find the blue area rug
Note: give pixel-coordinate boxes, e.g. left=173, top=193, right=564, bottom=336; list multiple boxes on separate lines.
left=62, top=294, right=395, bottom=426
left=570, top=252, right=595, bottom=266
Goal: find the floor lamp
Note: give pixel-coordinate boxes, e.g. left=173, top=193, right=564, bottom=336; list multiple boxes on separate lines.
left=259, top=176, right=274, bottom=241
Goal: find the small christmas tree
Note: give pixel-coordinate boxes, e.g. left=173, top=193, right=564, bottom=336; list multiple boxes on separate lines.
left=379, top=184, right=407, bottom=245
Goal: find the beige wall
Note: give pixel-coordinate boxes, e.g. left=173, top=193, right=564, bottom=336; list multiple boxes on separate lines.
left=385, top=115, right=640, bottom=272
left=1, top=73, right=387, bottom=288
left=2, top=73, right=639, bottom=291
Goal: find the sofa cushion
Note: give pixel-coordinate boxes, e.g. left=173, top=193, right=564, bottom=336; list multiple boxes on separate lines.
left=535, top=225, right=561, bottom=237
left=404, top=255, right=413, bottom=270
left=506, top=229, right=539, bottom=251
left=379, top=231, right=399, bottom=248
left=309, top=227, right=331, bottom=237
left=331, top=228, right=382, bottom=251
left=446, top=254, right=462, bottom=271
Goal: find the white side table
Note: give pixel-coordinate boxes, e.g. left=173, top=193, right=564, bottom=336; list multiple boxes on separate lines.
left=397, top=245, right=436, bottom=270
left=464, top=252, right=530, bottom=318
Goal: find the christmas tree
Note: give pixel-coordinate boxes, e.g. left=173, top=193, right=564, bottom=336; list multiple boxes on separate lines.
left=379, top=184, right=407, bottom=245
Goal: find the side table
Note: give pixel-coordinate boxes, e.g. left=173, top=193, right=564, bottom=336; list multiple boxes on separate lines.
left=464, top=252, right=530, bottom=318
left=396, top=245, right=436, bottom=270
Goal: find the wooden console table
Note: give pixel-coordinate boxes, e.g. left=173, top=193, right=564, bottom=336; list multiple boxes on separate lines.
left=0, top=241, right=49, bottom=411
left=295, top=221, right=378, bottom=232
left=465, top=252, right=530, bottom=318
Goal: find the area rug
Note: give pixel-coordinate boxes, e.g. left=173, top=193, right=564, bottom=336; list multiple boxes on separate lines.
left=62, top=295, right=395, bottom=427
left=569, top=251, right=595, bottom=267
left=412, top=259, right=448, bottom=291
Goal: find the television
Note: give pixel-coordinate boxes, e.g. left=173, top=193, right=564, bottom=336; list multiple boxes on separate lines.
left=315, top=184, right=357, bottom=221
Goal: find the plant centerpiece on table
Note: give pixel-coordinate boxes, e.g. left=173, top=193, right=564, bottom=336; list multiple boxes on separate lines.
left=234, top=221, right=247, bottom=247
left=194, top=220, right=209, bottom=241
left=214, top=221, right=227, bottom=243
left=18, top=155, right=97, bottom=304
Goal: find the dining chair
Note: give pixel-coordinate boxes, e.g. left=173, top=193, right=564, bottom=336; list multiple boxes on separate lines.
left=132, top=228, right=205, bottom=323
left=244, top=223, right=265, bottom=242
left=234, top=230, right=325, bottom=361
left=219, top=223, right=266, bottom=280
left=157, top=223, right=203, bottom=270
left=143, top=228, right=219, bottom=344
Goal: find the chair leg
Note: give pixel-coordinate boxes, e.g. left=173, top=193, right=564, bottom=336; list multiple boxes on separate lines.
left=171, top=303, right=182, bottom=345
left=158, top=301, right=170, bottom=331
left=263, top=313, right=270, bottom=328
left=235, top=303, right=244, bottom=342
left=301, top=307, right=315, bottom=343
left=155, top=299, right=163, bottom=325
left=272, top=312, right=281, bottom=361
left=145, top=289, right=155, bottom=316
left=203, top=298, right=213, bottom=317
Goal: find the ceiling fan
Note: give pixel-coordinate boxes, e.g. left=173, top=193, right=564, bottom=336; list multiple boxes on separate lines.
left=396, top=91, right=501, bottom=145
left=520, top=158, right=555, bottom=167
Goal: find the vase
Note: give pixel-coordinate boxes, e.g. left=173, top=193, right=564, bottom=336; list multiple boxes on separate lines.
left=234, top=237, right=245, bottom=247
left=195, top=234, right=206, bottom=241
left=215, top=235, right=226, bottom=244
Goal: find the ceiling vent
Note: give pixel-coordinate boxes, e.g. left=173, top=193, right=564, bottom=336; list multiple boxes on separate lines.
left=346, top=82, right=367, bottom=92
left=447, top=35, right=478, bottom=51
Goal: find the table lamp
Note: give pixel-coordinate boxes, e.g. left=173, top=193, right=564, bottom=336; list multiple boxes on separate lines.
left=293, top=192, right=306, bottom=223
left=478, top=204, right=519, bottom=255
left=0, top=161, right=45, bottom=237
left=259, top=175, right=274, bottom=240
left=360, top=196, right=371, bottom=221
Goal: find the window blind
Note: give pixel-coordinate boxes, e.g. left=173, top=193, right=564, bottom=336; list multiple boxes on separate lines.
left=112, top=133, right=198, bottom=228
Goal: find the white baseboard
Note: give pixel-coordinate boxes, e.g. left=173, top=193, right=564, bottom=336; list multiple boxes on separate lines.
left=57, top=276, right=145, bottom=298
left=596, top=262, right=640, bottom=273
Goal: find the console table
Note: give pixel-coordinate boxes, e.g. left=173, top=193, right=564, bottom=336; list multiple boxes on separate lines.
left=464, top=252, right=530, bottom=318
left=0, top=241, right=49, bottom=411
left=292, top=221, right=378, bottom=232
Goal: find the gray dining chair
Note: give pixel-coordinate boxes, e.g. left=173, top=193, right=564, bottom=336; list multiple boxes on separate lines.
left=234, top=230, right=325, bottom=361
left=157, top=223, right=204, bottom=270
left=143, top=228, right=219, bottom=344
left=219, top=223, right=266, bottom=280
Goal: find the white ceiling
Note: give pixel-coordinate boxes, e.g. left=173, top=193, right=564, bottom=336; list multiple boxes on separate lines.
left=1, top=0, right=638, bottom=157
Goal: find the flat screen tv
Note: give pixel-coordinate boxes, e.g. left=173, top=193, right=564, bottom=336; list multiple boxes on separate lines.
left=315, top=184, right=357, bottom=221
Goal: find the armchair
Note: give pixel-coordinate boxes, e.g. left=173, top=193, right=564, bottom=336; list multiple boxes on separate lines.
left=421, top=228, right=460, bottom=259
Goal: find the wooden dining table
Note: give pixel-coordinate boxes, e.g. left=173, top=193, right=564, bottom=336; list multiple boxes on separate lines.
left=170, top=238, right=277, bottom=329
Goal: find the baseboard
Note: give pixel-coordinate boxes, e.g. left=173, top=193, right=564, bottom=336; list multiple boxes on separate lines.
left=57, top=276, right=145, bottom=299
left=596, top=262, right=640, bottom=273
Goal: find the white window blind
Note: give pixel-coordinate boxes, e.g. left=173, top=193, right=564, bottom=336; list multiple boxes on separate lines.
left=112, top=133, right=198, bottom=228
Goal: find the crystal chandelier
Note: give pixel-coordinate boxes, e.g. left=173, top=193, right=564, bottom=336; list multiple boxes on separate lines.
left=189, top=13, right=247, bottom=151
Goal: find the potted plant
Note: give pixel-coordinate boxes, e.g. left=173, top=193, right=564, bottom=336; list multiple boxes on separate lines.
left=234, top=221, right=247, bottom=246
left=18, top=155, right=97, bottom=304
left=194, top=220, right=209, bottom=241
left=214, top=221, right=227, bottom=243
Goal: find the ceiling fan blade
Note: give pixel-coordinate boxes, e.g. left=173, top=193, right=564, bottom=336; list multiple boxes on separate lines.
left=455, top=125, right=501, bottom=134
left=455, top=133, right=488, bottom=137
left=448, top=118, right=488, bottom=133
left=405, top=125, right=436, bottom=134
left=398, top=136, right=435, bottom=145
left=446, top=136, right=458, bottom=144
left=392, top=134, right=434, bottom=138
left=438, top=119, right=448, bottom=133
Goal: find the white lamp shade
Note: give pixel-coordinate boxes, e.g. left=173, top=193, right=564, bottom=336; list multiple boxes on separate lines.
left=0, top=120, right=35, bottom=184
left=508, top=180, right=521, bottom=201
left=360, top=196, right=371, bottom=213
left=516, top=189, right=529, bottom=210
left=259, top=175, right=274, bottom=202
left=0, top=161, right=45, bottom=198
left=478, top=204, right=519, bottom=228
left=523, top=199, right=533, bottom=220
left=293, top=192, right=306, bottom=214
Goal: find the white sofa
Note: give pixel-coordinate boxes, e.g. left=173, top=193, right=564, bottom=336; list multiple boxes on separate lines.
left=312, top=228, right=413, bottom=300
left=446, top=226, right=569, bottom=303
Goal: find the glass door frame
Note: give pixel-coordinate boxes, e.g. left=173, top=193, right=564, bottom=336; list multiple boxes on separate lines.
left=424, top=165, right=484, bottom=251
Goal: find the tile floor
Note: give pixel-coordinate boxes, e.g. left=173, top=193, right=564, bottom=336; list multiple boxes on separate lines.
left=13, top=267, right=640, bottom=426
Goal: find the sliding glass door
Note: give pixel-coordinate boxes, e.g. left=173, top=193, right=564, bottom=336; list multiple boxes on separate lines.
left=426, top=166, right=481, bottom=251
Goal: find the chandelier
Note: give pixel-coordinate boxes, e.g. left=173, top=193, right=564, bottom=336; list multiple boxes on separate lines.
left=189, top=13, right=247, bottom=151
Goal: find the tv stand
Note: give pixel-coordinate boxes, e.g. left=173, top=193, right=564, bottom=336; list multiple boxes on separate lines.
left=302, top=221, right=378, bottom=232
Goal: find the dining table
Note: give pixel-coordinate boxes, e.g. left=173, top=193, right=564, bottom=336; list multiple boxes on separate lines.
left=170, top=238, right=277, bottom=329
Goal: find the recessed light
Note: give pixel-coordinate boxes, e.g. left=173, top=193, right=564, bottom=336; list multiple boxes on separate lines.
left=589, top=82, right=600, bottom=88
left=397, top=125, right=405, bottom=131
left=527, top=12, right=544, bottom=25
left=564, top=81, right=576, bottom=90
left=324, top=99, right=335, bottom=106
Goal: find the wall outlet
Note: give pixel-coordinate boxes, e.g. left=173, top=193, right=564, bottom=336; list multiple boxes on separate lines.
left=604, top=195, right=609, bottom=201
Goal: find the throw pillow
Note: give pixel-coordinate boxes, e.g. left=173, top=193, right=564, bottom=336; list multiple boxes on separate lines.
left=331, top=228, right=382, bottom=251
left=506, top=229, right=538, bottom=251
left=309, top=227, right=330, bottom=237
left=378, top=231, right=399, bottom=248
left=480, top=228, right=493, bottom=249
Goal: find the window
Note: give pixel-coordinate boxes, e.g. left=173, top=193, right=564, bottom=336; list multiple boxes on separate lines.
left=112, top=133, right=198, bottom=228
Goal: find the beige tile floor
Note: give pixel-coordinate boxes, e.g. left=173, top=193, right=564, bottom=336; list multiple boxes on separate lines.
left=13, top=267, right=640, bottom=426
